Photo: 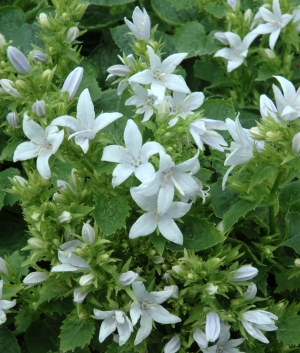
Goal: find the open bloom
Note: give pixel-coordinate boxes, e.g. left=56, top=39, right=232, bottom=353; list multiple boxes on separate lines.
left=51, top=88, right=122, bottom=153
left=102, top=119, right=165, bottom=187
left=212, top=323, right=245, bottom=353
left=129, top=46, right=190, bottom=101
left=94, top=309, right=133, bottom=346
left=130, top=282, right=181, bottom=345
left=168, top=91, right=204, bottom=119
left=124, top=6, right=151, bottom=41
left=0, top=280, right=16, bottom=325
left=250, top=0, right=293, bottom=49
left=13, top=113, right=64, bottom=179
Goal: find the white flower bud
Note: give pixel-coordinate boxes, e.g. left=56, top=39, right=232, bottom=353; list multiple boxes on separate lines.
left=42, top=69, right=52, bottom=82
left=193, top=329, right=208, bottom=349
left=292, top=132, right=300, bottom=153
left=28, top=237, right=46, bottom=248
left=157, top=99, right=170, bottom=121
left=295, top=258, right=300, bottom=267
left=7, top=46, right=30, bottom=74
left=13, top=175, right=27, bottom=186
left=0, top=79, right=21, bottom=97
left=244, top=9, right=253, bottom=23
left=172, top=265, right=184, bottom=275
left=205, top=283, right=218, bottom=295
left=58, top=211, right=72, bottom=223
left=32, top=100, right=46, bottom=117
left=264, top=48, right=276, bottom=59
left=164, top=285, right=179, bottom=299
left=0, top=33, right=6, bottom=48
left=124, top=6, right=151, bottom=41
left=244, top=283, right=257, bottom=300
left=205, top=312, right=220, bottom=342
left=62, top=67, right=83, bottom=101
left=164, top=336, right=181, bottom=353
left=6, top=112, right=19, bottom=127
left=0, top=257, right=8, bottom=275
left=232, top=265, right=258, bottom=281
left=162, top=272, right=172, bottom=283
left=73, top=287, right=89, bottom=303
left=66, top=27, right=79, bottom=42
left=119, top=270, right=138, bottom=286
left=39, top=13, right=50, bottom=28
left=23, top=271, right=48, bottom=285
left=32, top=50, right=48, bottom=62
left=82, top=221, right=95, bottom=244
left=79, top=273, right=95, bottom=286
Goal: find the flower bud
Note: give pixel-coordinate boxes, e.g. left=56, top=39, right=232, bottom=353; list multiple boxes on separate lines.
left=244, top=283, right=257, bottom=300
left=152, top=256, right=164, bottom=264
left=162, top=272, right=172, bottom=283
left=157, top=100, right=170, bottom=121
left=28, top=237, right=46, bottom=248
left=32, top=100, right=46, bottom=117
left=82, top=221, right=95, bottom=244
left=0, top=257, right=8, bottom=275
left=39, top=13, right=51, bottom=28
left=23, top=271, right=48, bottom=285
left=0, top=33, right=6, bottom=48
left=73, top=287, right=89, bottom=303
left=164, top=285, right=179, bottom=299
left=244, top=9, right=253, bottom=23
left=15, top=79, right=26, bottom=90
left=42, top=69, right=52, bottom=83
left=13, top=175, right=27, bottom=187
left=58, top=211, right=72, bottom=223
left=66, top=27, right=79, bottom=42
left=79, top=273, right=95, bottom=286
left=264, top=48, right=276, bottom=59
left=172, top=265, right=185, bottom=275
left=205, top=283, right=218, bottom=295
left=231, top=265, right=258, bottom=281
left=7, top=46, right=30, bottom=74
left=205, top=312, right=220, bottom=342
left=0, top=79, right=21, bottom=97
left=119, top=270, right=138, bottom=286
left=193, top=329, right=208, bottom=349
left=295, top=258, right=300, bottom=267
left=292, top=132, right=300, bottom=153
left=164, top=336, right=181, bottom=353
left=62, top=67, right=83, bottom=101
left=6, top=112, right=19, bottom=127
left=32, top=50, right=49, bottom=62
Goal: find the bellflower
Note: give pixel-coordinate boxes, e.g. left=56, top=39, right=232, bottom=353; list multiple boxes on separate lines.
left=164, top=336, right=181, bottom=353
left=130, top=282, right=181, bottom=345
left=129, top=189, right=191, bottom=244
left=260, top=94, right=279, bottom=122
left=0, top=79, right=21, bottom=97
left=51, top=88, right=122, bottom=153
left=214, top=32, right=258, bottom=72
left=73, top=287, right=89, bottom=303
left=13, top=113, right=64, bottom=179
left=250, top=0, right=293, bottom=49
left=129, top=45, right=190, bottom=102
left=119, top=271, right=139, bottom=286
left=23, top=272, right=48, bottom=285
left=102, top=119, right=164, bottom=187
left=124, top=6, right=151, bottom=41
left=61, top=67, right=83, bottom=101
left=242, top=309, right=278, bottom=343
left=94, top=309, right=133, bottom=346
left=231, top=265, right=258, bottom=281
left=0, top=280, right=16, bottom=325
left=7, top=46, right=30, bottom=74
left=206, top=312, right=221, bottom=342
left=106, top=54, right=134, bottom=80
left=193, top=329, right=208, bottom=349
left=244, top=283, right=258, bottom=300
left=168, top=91, right=204, bottom=119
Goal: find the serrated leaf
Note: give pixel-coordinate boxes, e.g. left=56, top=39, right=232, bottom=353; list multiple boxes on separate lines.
left=37, top=278, right=70, bottom=305
left=201, top=98, right=236, bottom=122
left=255, top=64, right=277, bottom=81
left=149, top=233, right=166, bottom=255
left=248, top=164, right=276, bottom=191
left=166, top=217, right=224, bottom=252
left=279, top=180, right=300, bottom=212
left=275, top=270, right=300, bottom=293
left=204, top=4, right=228, bottom=18
left=280, top=212, right=300, bottom=254
left=79, top=5, right=120, bottom=30
left=60, top=316, right=95, bottom=352
left=0, top=326, right=20, bottom=353
left=92, top=194, right=130, bottom=236
left=110, top=24, right=134, bottom=55
left=277, top=311, right=300, bottom=345
left=0, top=167, right=21, bottom=207
left=281, top=25, right=299, bottom=51
left=0, top=137, right=23, bottom=162
left=210, top=181, right=239, bottom=218
left=15, top=304, right=40, bottom=334
left=194, top=59, right=224, bottom=83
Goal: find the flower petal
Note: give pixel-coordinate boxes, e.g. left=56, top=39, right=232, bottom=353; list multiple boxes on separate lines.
left=129, top=212, right=157, bottom=239
left=158, top=216, right=183, bottom=245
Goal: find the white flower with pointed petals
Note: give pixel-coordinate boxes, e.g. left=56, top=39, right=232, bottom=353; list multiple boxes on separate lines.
left=13, top=113, right=64, bottom=179
left=0, top=280, right=16, bottom=325
left=94, top=309, right=133, bottom=346
left=124, top=6, right=151, bottom=41
left=206, top=312, right=220, bottom=342
left=214, top=32, right=258, bottom=72
left=106, top=54, right=135, bottom=80
left=51, top=88, right=122, bottom=153
left=102, top=119, right=165, bottom=187
left=130, top=282, right=181, bottom=345
left=260, top=94, right=279, bottom=122
left=129, top=46, right=190, bottom=102
left=242, top=309, right=278, bottom=343
left=251, top=0, right=293, bottom=49
left=212, top=323, right=245, bottom=353
left=168, top=91, right=204, bottom=119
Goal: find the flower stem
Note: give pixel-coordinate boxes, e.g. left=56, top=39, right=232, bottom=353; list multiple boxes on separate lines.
left=269, top=170, right=284, bottom=235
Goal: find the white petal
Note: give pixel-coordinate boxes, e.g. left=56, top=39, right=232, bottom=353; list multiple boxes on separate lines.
left=130, top=302, right=142, bottom=325
left=166, top=202, right=192, bottom=218
left=36, top=149, right=53, bottom=179
left=101, top=145, right=130, bottom=164
left=129, top=212, right=157, bottom=239
left=134, top=314, right=152, bottom=345
left=130, top=187, right=158, bottom=210
left=193, top=329, right=208, bottom=349
left=118, top=317, right=133, bottom=345
left=23, top=113, right=45, bottom=143
left=93, top=309, right=114, bottom=320
left=140, top=141, right=165, bottom=162
left=51, top=264, right=79, bottom=272
left=165, top=74, right=190, bottom=94
left=205, top=312, right=220, bottom=342
left=134, top=162, right=155, bottom=182
left=13, top=142, right=39, bottom=162
left=157, top=183, right=174, bottom=215
left=77, top=89, right=95, bottom=129
left=150, top=304, right=181, bottom=324
left=51, top=115, right=82, bottom=132
left=93, top=112, right=123, bottom=132
left=161, top=52, right=188, bottom=74
left=112, top=164, right=134, bottom=187
left=99, top=317, right=116, bottom=342
left=124, top=119, right=142, bottom=157
left=158, top=216, right=183, bottom=245
left=0, top=299, right=16, bottom=310
left=242, top=320, right=269, bottom=343
left=129, top=70, right=154, bottom=85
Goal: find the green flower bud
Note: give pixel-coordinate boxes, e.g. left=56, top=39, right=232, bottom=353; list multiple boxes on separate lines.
left=79, top=273, right=94, bottom=286
left=28, top=238, right=46, bottom=248
left=39, top=13, right=51, bottom=28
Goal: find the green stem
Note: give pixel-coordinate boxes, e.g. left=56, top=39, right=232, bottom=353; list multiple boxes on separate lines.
left=269, top=170, right=284, bottom=235
left=70, top=144, right=94, bottom=175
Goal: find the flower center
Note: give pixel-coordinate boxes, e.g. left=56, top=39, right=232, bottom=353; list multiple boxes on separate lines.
left=152, top=69, right=168, bottom=84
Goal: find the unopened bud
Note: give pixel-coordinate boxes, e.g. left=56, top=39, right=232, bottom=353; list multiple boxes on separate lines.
left=205, top=312, right=220, bottom=342
left=39, top=13, right=50, bottom=28
left=15, top=79, right=26, bottom=90
left=164, top=285, right=179, bottom=299
left=0, top=79, right=21, bottom=97
left=292, top=132, right=300, bottom=153
left=13, top=175, right=27, bottom=186
left=172, top=265, right=184, bottom=275
left=61, top=67, right=83, bottom=101
left=164, top=336, right=181, bottom=353
left=157, top=100, right=170, bottom=121
left=73, top=287, right=89, bottom=303
left=231, top=265, right=258, bottom=281
left=227, top=0, right=236, bottom=9
left=214, top=32, right=229, bottom=44
left=244, top=9, right=253, bottom=23
left=28, top=237, right=46, bottom=248
left=42, top=69, right=52, bottom=83
left=66, top=27, right=79, bottom=42
left=32, top=50, right=48, bottom=62
left=119, top=270, right=138, bottom=286
left=244, top=283, right=257, bottom=300
left=152, top=256, right=164, bottom=264
left=6, top=112, right=19, bottom=127
left=295, top=258, right=300, bottom=267
left=79, top=273, right=95, bottom=286
left=205, top=283, right=218, bottom=295
left=99, top=254, right=109, bottom=263
left=32, top=100, right=46, bottom=117
left=7, top=46, right=30, bottom=74
left=0, top=257, right=8, bottom=275
left=264, top=48, right=276, bottom=59
left=23, top=271, right=48, bottom=285
left=0, top=33, right=6, bottom=48
left=58, top=211, right=72, bottom=223
left=82, top=221, right=95, bottom=244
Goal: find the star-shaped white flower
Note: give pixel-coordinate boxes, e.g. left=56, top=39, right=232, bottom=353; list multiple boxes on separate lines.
left=251, top=0, right=293, bottom=49
left=130, top=282, right=181, bottom=345
left=13, top=113, right=64, bottom=179
left=124, top=6, right=151, bottom=41
left=102, top=119, right=165, bottom=187
left=0, top=280, right=16, bottom=325
left=168, top=91, right=204, bottom=119
left=129, top=46, right=190, bottom=101
left=51, top=88, right=122, bottom=153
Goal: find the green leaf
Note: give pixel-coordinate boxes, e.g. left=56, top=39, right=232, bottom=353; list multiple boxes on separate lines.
left=275, top=269, right=300, bottom=293
left=194, top=59, right=224, bottom=83
left=0, top=6, right=25, bottom=42
left=155, top=30, right=176, bottom=57
left=204, top=4, right=228, bottom=18
left=7, top=251, right=28, bottom=278
left=210, top=180, right=239, bottom=218
left=89, top=0, right=134, bottom=5
left=0, top=167, right=21, bottom=207
left=110, top=24, right=133, bottom=56
left=0, top=326, right=20, bottom=353
left=280, top=212, right=300, bottom=254
left=238, top=109, right=260, bottom=129
left=0, top=137, right=23, bottom=162
left=94, top=89, right=120, bottom=115
left=281, top=25, right=299, bottom=51
left=15, top=304, right=41, bottom=334
left=201, top=98, right=236, bottom=121
left=248, top=164, right=276, bottom=191
left=0, top=178, right=5, bottom=210
left=10, top=22, right=42, bottom=54
left=166, top=217, right=224, bottom=252
left=25, top=317, right=61, bottom=353
left=277, top=311, right=300, bottom=345
left=78, top=69, right=102, bottom=101
left=37, top=278, right=70, bottom=305
left=175, top=22, right=206, bottom=58
left=79, top=5, right=120, bottom=30
left=60, top=316, right=95, bottom=352
left=92, top=194, right=130, bottom=236
left=149, top=233, right=166, bottom=255
left=279, top=180, right=300, bottom=212
left=256, top=64, right=277, bottom=81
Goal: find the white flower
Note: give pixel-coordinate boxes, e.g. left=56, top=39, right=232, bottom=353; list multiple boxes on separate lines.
left=124, top=6, right=151, bottom=41
left=130, top=282, right=181, bottom=345
left=94, top=309, right=133, bottom=346
left=242, top=309, right=278, bottom=343
left=205, top=283, right=218, bottom=295
left=0, top=79, right=21, bottom=97
left=129, top=45, right=190, bottom=101
left=119, top=271, right=139, bottom=286
left=13, top=113, right=64, bottom=179
left=168, top=91, right=204, bottom=119
left=260, top=94, right=279, bottom=122
left=214, top=32, right=258, bottom=72
left=164, top=336, right=181, bottom=353
left=73, top=287, right=89, bottom=303
left=206, top=312, right=220, bottom=342
left=102, top=119, right=164, bottom=187
left=61, top=67, right=83, bottom=101
left=179, top=176, right=210, bottom=204
left=193, top=329, right=208, bottom=349
left=244, top=283, right=258, bottom=300
left=125, top=83, right=161, bottom=122
left=7, top=46, right=30, bottom=74
left=272, top=76, right=300, bottom=121
left=51, top=88, right=122, bottom=153
left=251, top=0, right=293, bottom=49
left=23, top=272, right=48, bottom=285
left=231, top=265, right=258, bottom=281
left=213, top=323, right=245, bottom=353
left=66, top=27, right=79, bottom=42
left=79, top=273, right=95, bottom=286
left=227, top=0, right=236, bottom=9
left=6, top=112, right=19, bottom=127
left=58, top=211, right=72, bottom=223
left=129, top=190, right=191, bottom=245
left=106, top=54, right=134, bottom=80
left=0, top=280, right=16, bottom=325
left=164, top=285, right=179, bottom=299
left=189, top=118, right=228, bottom=151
